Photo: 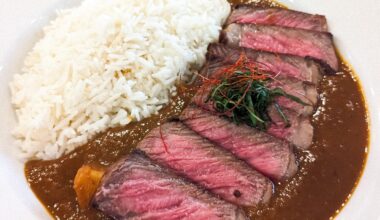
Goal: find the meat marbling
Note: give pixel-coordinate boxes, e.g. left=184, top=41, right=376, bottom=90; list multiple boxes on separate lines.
left=138, top=121, right=273, bottom=206
left=191, top=86, right=314, bottom=149
left=267, top=76, right=318, bottom=116
left=206, top=43, right=322, bottom=84
left=93, top=151, right=248, bottom=220
left=180, top=106, right=297, bottom=180
left=267, top=105, right=314, bottom=149
left=199, top=59, right=319, bottom=117
left=221, top=23, right=339, bottom=72
left=227, top=5, right=328, bottom=32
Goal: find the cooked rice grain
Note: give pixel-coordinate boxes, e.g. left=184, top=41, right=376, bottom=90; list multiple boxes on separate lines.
left=10, top=0, right=230, bottom=160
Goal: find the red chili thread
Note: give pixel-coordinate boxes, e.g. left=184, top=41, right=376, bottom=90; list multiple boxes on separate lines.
left=196, top=52, right=301, bottom=119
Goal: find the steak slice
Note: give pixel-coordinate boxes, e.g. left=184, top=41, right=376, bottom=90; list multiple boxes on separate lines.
left=195, top=72, right=317, bottom=117
left=267, top=106, right=314, bottom=149
left=192, top=86, right=314, bottom=149
left=267, top=76, right=318, bottom=116
left=93, top=151, right=248, bottom=220
left=221, top=23, right=339, bottom=72
left=227, top=5, right=328, bottom=32
left=179, top=106, right=297, bottom=180
left=205, top=45, right=319, bottom=116
left=206, top=43, right=322, bottom=84
left=138, top=122, right=273, bottom=206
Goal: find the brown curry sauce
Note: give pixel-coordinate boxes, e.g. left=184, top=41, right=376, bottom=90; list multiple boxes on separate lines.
left=24, top=1, right=369, bottom=219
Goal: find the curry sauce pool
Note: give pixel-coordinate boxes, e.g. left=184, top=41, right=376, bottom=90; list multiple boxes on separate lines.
left=25, top=1, right=369, bottom=219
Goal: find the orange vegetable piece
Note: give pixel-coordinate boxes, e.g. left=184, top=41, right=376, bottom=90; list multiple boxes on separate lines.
left=73, top=165, right=105, bottom=209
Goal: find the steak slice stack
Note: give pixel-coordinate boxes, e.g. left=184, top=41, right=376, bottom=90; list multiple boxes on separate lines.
left=180, top=105, right=297, bottom=180
left=92, top=5, right=335, bottom=219
left=93, top=151, right=248, bottom=220
left=207, top=7, right=333, bottom=149
left=191, top=82, right=314, bottom=149
left=202, top=70, right=317, bottom=117
left=206, top=43, right=323, bottom=84
left=221, top=23, right=339, bottom=72
left=138, top=121, right=273, bottom=206
left=226, top=5, right=328, bottom=32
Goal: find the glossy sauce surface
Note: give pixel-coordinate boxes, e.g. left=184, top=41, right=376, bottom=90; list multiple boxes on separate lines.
left=25, top=1, right=369, bottom=219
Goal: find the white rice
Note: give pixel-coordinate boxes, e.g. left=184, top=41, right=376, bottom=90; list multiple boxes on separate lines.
left=10, top=0, right=231, bottom=160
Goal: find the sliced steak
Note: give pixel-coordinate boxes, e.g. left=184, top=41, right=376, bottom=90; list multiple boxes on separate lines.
left=267, top=106, right=314, bottom=149
left=227, top=5, right=328, bottom=32
left=192, top=86, right=313, bottom=149
left=179, top=105, right=297, bottom=180
left=138, top=122, right=273, bottom=206
left=267, top=76, right=318, bottom=116
left=206, top=43, right=322, bottom=84
left=221, top=23, right=339, bottom=72
left=194, top=74, right=317, bottom=117
left=93, top=151, right=248, bottom=220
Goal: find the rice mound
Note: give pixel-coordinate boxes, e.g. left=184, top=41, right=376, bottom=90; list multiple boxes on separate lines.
left=10, top=0, right=231, bottom=160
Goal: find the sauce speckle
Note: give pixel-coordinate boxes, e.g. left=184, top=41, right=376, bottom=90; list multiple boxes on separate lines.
left=24, top=1, right=369, bottom=220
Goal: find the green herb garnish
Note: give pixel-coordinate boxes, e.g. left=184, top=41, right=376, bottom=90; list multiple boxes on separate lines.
left=204, top=53, right=308, bottom=130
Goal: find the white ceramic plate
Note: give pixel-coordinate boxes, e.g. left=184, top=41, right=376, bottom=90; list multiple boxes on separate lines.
left=0, top=0, right=379, bottom=219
